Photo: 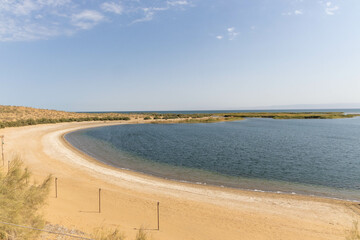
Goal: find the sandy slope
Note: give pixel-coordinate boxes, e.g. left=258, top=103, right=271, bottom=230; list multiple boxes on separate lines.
left=1, top=121, right=359, bottom=240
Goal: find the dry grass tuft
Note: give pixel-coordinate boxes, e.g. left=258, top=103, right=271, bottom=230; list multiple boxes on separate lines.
left=347, top=221, right=360, bottom=240
left=92, top=227, right=126, bottom=240
left=92, top=227, right=149, bottom=240
left=135, top=228, right=148, bottom=240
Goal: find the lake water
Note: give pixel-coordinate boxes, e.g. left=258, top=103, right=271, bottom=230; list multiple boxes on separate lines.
left=65, top=117, right=360, bottom=201
left=85, top=108, right=360, bottom=114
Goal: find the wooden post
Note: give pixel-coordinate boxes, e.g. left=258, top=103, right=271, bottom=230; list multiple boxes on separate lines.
left=157, top=202, right=160, bottom=231
left=7, top=160, right=10, bottom=173
left=99, top=188, right=101, bottom=213
left=1, top=135, right=4, bottom=167
left=55, top=178, right=58, bottom=198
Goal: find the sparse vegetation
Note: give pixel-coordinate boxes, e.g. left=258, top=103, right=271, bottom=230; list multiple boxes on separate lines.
left=0, top=156, right=150, bottom=240
left=0, top=156, right=52, bottom=240
left=346, top=221, right=360, bottom=240
left=160, top=113, right=211, bottom=120
left=92, top=227, right=126, bottom=240
left=0, top=116, right=132, bottom=129
left=173, top=116, right=244, bottom=124
left=0, top=105, right=134, bottom=129
left=135, top=228, right=147, bottom=240
left=92, top=227, right=148, bottom=240
left=1, top=105, right=359, bottom=129
left=222, top=112, right=360, bottom=119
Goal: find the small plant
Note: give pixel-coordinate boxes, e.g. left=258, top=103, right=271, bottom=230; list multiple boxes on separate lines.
left=135, top=228, right=147, bottom=240
left=347, top=221, right=360, bottom=240
left=144, top=116, right=151, bottom=120
left=0, top=156, right=52, bottom=240
left=92, top=227, right=148, bottom=240
left=92, top=227, right=126, bottom=240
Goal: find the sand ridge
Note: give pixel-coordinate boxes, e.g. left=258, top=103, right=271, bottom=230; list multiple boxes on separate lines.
left=1, top=121, right=359, bottom=240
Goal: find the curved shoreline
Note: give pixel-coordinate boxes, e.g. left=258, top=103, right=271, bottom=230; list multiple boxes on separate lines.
left=1, top=121, right=360, bottom=240
left=63, top=122, right=360, bottom=203
left=54, top=123, right=280, bottom=205
left=43, top=121, right=360, bottom=204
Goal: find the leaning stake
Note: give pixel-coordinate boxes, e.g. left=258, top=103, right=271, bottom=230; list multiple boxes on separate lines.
left=99, top=188, right=101, bottom=213
left=157, top=202, right=160, bottom=231
left=55, top=178, right=58, bottom=198
left=1, top=135, right=4, bottom=167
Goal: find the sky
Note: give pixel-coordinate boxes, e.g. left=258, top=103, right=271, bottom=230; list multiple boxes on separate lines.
left=0, top=0, right=360, bottom=111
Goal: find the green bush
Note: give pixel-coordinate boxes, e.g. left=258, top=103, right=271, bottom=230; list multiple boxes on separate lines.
left=0, top=156, right=52, bottom=240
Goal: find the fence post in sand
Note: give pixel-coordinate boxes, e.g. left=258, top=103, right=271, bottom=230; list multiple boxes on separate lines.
left=55, top=178, right=58, bottom=198
left=1, top=135, right=4, bottom=167
left=99, top=188, right=101, bottom=213
left=157, top=202, right=160, bottom=231
left=7, top=160, right=10, bottom=173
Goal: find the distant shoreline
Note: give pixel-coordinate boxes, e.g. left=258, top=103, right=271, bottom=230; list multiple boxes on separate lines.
left=2, top=105, right=360, bottom=130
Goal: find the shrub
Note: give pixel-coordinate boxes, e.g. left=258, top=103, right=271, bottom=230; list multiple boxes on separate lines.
left=144, top=116, right=151, bottom=120
left=26, top=119, right=36, bottom=125
left=0, top=156, right=52, bottom=240
left=92, top=227, right=126, bottom=240
left=0, top=115, right=132, bottom=129
left=135, top=228, right=147, bottom=240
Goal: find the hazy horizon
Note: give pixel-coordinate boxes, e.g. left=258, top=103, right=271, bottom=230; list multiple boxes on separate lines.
left=80, top=103, right=360, bottom=112
left=8, top=102, right=360, bottom=113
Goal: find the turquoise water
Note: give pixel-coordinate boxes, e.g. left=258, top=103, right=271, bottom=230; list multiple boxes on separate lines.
left=65, top=117, right=360, bottom=201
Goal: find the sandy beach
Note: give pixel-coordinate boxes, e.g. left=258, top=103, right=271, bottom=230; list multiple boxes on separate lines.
left=1, top=120, right=359, bottom=240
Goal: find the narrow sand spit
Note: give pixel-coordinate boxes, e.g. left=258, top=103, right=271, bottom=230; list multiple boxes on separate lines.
left=1, top=121, right=359, bottom=240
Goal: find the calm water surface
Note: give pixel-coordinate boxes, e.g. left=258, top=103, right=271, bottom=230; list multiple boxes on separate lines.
left=65, top=118, right=360, bottom=201
left=85, top=108, right=360, bottom=114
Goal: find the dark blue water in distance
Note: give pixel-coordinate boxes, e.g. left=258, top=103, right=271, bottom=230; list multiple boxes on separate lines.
left=82, top=108, right=360, bottom=114
left=65, top=117, right=360, bottom=201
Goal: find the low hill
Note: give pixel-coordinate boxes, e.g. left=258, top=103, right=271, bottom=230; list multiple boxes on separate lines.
left=0, top=105, right=136, bottom=128
left=0, top=105, right=132, bottom=122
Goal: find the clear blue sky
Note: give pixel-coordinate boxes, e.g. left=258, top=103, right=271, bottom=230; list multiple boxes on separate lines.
left=1, top=0, right=359, bottom=111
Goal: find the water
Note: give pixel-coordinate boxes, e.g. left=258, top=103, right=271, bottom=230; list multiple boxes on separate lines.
left=65, top=117, right=360, bottom=201
left=83, top=108, right=360, bottom=114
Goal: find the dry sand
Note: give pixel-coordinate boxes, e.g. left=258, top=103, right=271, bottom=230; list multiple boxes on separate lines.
left=1, top=121, right=360, bottom=240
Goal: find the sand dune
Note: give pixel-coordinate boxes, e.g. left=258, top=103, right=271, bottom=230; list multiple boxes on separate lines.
left=1, top=121, right=359, bottom=240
